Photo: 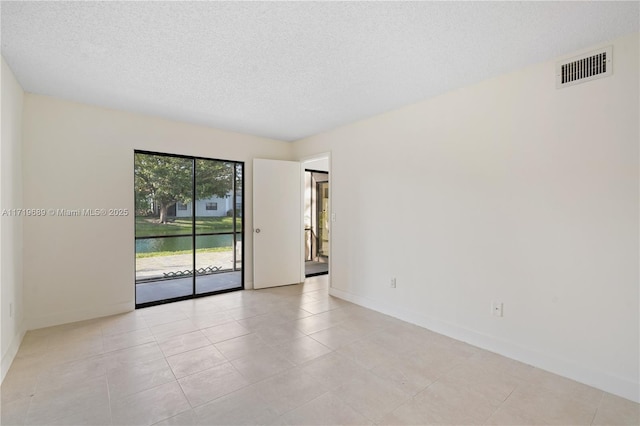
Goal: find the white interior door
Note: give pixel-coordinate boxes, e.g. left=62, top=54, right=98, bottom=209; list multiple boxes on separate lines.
left=253, top=158, right=302, bottom=289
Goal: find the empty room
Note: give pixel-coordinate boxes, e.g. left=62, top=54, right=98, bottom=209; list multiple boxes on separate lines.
left=1, top=1, right=639, bottom=425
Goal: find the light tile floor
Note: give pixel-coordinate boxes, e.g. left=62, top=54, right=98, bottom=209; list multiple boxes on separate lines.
left=1, top=276, right=638, bottom=426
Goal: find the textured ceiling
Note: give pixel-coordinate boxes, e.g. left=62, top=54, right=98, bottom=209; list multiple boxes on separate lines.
left=1, top=1, right=638, bottom=141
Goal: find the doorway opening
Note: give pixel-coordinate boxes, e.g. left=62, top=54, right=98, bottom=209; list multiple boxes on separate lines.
left=304, top=167, right=329, bottom=277
left=134, top=150, right=243, bottom=308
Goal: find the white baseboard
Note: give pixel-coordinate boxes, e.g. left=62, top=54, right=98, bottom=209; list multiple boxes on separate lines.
left=28, top=301, right=134, bottom=331
left=329, top=287, right=640, bottom=403
left=1, top=322, right=26, bottom=383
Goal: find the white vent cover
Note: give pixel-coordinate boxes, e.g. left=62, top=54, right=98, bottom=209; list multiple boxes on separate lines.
left=556, top=46, right=612, bottom=89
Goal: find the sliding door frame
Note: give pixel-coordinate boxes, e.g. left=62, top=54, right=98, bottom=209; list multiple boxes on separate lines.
left=134, top=149, right=244, bottom=309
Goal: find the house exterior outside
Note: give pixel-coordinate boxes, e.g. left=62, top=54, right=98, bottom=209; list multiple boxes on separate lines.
left=174, top=194, right=241, bottom=218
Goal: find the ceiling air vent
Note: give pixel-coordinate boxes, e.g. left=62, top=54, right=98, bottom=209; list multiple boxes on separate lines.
left=556, top=46, right=612, bottom=89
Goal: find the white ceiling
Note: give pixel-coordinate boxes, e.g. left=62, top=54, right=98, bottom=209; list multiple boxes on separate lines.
left=1, top=1, right=638, bottom=141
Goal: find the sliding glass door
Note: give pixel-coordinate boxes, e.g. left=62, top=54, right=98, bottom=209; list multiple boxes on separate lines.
left=134, top=151, right=243, bottom=308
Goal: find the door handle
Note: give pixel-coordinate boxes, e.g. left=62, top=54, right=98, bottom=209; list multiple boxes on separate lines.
left=255, top=228, right=261, bottom=233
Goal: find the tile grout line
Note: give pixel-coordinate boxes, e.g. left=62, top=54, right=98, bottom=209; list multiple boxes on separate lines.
left=589, top=391, right=605, bottom=425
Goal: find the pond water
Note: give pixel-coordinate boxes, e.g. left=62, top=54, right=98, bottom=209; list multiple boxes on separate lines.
left=136, top=234, right=241, bottom=253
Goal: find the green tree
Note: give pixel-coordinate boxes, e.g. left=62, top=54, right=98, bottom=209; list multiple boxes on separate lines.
left=135, top=154, right=233, bottom=224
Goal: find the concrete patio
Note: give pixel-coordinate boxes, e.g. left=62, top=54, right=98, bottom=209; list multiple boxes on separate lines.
left=135, top=250, right=242, bottom=305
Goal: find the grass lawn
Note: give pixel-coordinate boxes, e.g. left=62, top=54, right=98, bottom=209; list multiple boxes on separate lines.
left=135, top=246, right=232, bottom=259
left=135, top=216, right=242, bottom=237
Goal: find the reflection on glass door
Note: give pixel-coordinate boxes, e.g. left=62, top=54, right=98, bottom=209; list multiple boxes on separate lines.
left=134, top=151, right=243, bottom=308
left=304, top=169, right=329, bottom=277
left=317, top=181, right=329, bottom=257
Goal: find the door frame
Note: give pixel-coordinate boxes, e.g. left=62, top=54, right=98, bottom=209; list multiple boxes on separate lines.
left=300, top=152, right=331, bottom=288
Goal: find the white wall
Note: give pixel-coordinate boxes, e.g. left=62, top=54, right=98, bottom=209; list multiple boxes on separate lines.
left=304, top=157, right=329, bottom=172
left=293, top=33, right=640, bottom=402
left=1, top=57, right=25, bottom=381
left=22, top=95, right=293, bottom=329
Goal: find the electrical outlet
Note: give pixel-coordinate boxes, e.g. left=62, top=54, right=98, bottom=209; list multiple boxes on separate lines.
left=9, top=303, right=13, bottom=318
left=491, top=301, right=503, bottom=317
left=390, top=278, right=396, bottom=288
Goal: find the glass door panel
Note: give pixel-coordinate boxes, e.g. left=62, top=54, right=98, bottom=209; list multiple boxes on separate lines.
left=194, top=160, right=243, bottom=294
left=135, top=153, right=194, bottom=306
left=317, top=181, right=330, bottom=257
